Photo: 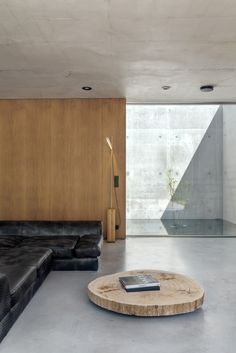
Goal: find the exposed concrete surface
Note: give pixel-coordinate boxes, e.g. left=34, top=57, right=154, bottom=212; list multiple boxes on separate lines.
left=126, top=105, right=220, bottom=219
left=126, top=218, right=236, bottom=236
left=1, top=237, right=236, bottom=353
left=2, top=1, right=236, bottom=102
left=223, top=105, right=236, bottom=224
left=162, top=106, right=223, bottom=219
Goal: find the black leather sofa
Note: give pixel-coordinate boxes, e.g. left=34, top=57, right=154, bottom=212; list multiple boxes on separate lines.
left=0, top=221, right=103, bottom=342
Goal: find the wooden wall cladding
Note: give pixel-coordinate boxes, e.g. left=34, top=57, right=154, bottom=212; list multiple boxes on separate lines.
left=0, top=99, right=126, bottom=239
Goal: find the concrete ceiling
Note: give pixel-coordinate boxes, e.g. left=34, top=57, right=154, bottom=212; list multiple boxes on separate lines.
left=1, top=0, right=236, bottom=102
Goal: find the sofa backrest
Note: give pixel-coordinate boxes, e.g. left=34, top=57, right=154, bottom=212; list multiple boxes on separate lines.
left=0, top=221, right=103, bottom=237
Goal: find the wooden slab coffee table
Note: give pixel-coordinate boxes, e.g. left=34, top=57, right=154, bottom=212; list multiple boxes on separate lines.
left=88, top=269, right=204, bottom=316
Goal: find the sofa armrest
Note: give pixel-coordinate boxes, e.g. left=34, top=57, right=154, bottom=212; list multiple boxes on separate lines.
left=0, top=272, right=11, bottom=321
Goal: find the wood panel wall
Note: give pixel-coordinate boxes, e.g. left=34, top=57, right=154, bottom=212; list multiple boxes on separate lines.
left=0, top=99, right=126, bottom=239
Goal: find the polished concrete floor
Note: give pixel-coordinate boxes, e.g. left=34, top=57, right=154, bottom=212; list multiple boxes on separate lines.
left=1, top=237, right=236, bottom=353
left=127, top=219, right=236, bottom=236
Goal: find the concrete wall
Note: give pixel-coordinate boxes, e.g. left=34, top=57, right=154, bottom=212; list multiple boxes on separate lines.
left=162, top=107, right=223, bottom=219
left=127, top=104, right=221, bottom=220
left=223, top=105, right=236, bottom=224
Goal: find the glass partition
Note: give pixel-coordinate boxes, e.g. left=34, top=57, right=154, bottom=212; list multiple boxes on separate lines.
left=126, top=104, right=236, bottom=236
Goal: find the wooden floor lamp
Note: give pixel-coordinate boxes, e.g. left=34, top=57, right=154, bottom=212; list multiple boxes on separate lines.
left=106, top=137, right=116, bottom=242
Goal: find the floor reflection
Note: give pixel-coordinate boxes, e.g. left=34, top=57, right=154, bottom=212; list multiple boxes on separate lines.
left=126, top=219, right=236, bottom=236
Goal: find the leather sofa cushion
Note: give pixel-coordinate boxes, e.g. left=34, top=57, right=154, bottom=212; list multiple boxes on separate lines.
left=0, top=221, right=102, bottom=237
left=58, top=221, right=102, bottom=236
left=19, top=236, right=79, bottom=258
left=80, top=234, right=102, bottom=243
left=52, top=257, right=98, bottom=271
left=0, top=236, right=20, bottom=248
left=74, top=234, right=102, bottom=258
left=0, top=265, right=37, bottom=306
left=0, top=222, right=22, bottom=236
left=0, top=247, right=53, bottom=277
left=0, top=273, right=11, bottom=321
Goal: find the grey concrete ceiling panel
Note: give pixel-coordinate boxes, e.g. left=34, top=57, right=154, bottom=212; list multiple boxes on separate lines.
left=1, top=0, right=236, bottom=101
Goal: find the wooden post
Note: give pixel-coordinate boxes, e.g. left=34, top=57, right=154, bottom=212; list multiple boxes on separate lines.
left=107, top=208, right=116, bottom=242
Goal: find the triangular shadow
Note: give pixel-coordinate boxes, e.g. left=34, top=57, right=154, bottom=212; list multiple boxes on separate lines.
left=161, top=106, right=223, bottom=222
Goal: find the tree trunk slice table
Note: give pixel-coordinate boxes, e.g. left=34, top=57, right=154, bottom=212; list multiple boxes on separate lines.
left=88, top=270, right=204, bottom=316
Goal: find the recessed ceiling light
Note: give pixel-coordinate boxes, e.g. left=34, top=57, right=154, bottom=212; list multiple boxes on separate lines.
left=162, top=85, right=171, bottom=90
left=82, top=86, right=92, bottom=91
left=200, top=85, right=214, bottom=92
